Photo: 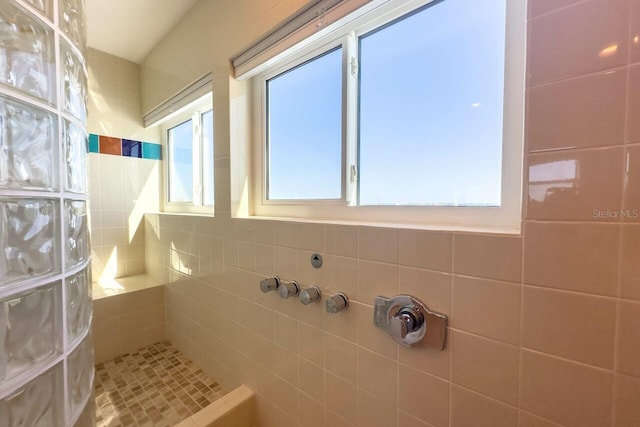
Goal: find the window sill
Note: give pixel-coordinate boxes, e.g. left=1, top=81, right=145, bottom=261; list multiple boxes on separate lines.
left=243, top=214, right=522, bottom=235
left=158, top=209, right=215, bottom=218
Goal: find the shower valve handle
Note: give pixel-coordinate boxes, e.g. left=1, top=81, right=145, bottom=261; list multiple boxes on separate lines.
left=278, top=280, right=300, bottom=299
left=260, top=276, right=280, bottom=293
left=326, top=293, right=349, bottom=314
left=299, top=285, right=322, bottom=305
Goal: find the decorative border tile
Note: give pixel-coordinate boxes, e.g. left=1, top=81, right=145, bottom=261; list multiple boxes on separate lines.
left=142, top=142, right=162, bottom=160
left=88, top=133, right=162, bottom=160
left=99, top=135, right=121, bottom=155
left=122, top=139, right=142, bottom=158
left=88, top=134, right=99, bottom=153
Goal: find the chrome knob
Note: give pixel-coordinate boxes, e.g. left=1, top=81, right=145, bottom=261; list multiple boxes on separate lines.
left=390, top=308, right=423, bottom=340
left=373, top=295, right=448, bottom=350
left=278, top=280, right=300, bottom=299
left=299, top=286, right=321, bottom=305
left=260, top=276, right=280, bottom=293
left=325, top=293, right=349, bottom=314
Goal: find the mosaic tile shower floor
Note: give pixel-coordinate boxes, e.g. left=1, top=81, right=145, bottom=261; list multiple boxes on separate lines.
left=94, top=341, right=226, bottom=427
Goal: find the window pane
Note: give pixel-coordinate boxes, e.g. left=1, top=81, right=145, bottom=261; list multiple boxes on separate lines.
left=202, top=110, right=214, bottom=206
left=358, top=0, right=506, bottom=206
left=267, top=48, right=342, bottom=200
left=168, top=120, right=193, bottom=203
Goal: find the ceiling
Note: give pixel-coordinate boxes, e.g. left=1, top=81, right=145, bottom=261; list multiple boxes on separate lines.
left=86, top=0, right=199, bottom=63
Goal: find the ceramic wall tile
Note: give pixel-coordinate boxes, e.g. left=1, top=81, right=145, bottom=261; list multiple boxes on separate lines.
left=528, top=0, right=629, bottom=85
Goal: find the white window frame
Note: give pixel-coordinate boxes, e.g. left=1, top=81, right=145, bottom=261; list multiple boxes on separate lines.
left=250, top=0, right=526, bottom=232
left=260, top=41, right=350, bottom=206
left=162, top=94, right=214, bottom=214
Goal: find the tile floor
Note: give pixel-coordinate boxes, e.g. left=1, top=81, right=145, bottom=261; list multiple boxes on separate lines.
left=94, top=341, right=226, bottom=427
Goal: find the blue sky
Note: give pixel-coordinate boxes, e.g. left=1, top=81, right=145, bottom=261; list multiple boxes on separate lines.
left=358, top=0, right=506, bottom=206
left=202, top=110, right=214, bottom=205
left=268, top=48, right=343, bottom=200
left=169, top=120, right=193, bottom=202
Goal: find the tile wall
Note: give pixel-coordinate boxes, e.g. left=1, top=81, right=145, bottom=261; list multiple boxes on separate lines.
left=87, top=48, right=161, bottom=282
left=139, top=0, right=640, bottom=426
left=92, top=286, right=166, bottom=364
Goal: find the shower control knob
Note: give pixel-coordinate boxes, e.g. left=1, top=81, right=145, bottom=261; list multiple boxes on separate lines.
left=373, top=295, right=448, bottom=350
left=278, top=280, right=300, bottom=299
left=326, top=293, right=349, bottom=314
left=299, top=286, right=321, bottom=305
left=390, top=308, right=423, bottom=340
left=260, top=276, right=280, bottom=293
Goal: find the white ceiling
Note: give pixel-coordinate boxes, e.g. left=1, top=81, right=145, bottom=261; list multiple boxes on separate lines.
left=86, top=0, right=199, bottom=64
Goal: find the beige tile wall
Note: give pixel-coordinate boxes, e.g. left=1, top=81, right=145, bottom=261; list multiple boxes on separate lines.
left=143, top=216, right=638, bottom=426
left=139, top=0, right=640, bottom=426
left=92, top=286, right=166, bottom=364
left=87, top=48, right=161, bottom=281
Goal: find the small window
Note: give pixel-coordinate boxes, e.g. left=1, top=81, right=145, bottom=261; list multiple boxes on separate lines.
left=168, top=120, right=194, bottom=203
left=201, top=109, right=215, bottom=206
left=266, top=47, right=343, bottom=200
left=163, top=95, right=214, bottom=213
left=250, top=0, right=525, bottom=230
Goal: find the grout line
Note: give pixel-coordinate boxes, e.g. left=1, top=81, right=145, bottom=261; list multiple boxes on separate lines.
left=525, top=219, right=626, bottom=225
left=448, top=328, right=520, bottom=349
left=520, top=283, right=620, bottom=301
left=612, top=46, right=629, bottom=413
left=519, top=409, right=565, bottom=427
left=527, top=64, right=629, bottom=90
left=396, top=359, right=449, bottom=384
left=527, top=0, right=591, bottom=21
left=448, top=232, right=455, bottom=426
left=451, top=272, right=521, bottom=286
left=451, top=382, right=518, bottom=411
left=527, top=140, right=631, bottom=156
left=521, top=347, right=616, bottom=374
left=518, top=218, right=526, bottom=421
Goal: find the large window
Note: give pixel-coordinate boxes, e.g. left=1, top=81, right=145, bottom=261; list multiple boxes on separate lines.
left=164, top=95, right=214, bottom=213
left=251, top=0, right=525, bottom=230
left=358, top=0, right=505, bottom=206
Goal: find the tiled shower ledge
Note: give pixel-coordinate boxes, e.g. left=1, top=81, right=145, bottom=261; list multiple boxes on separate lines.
left=92, top=274, right=162, bottom=299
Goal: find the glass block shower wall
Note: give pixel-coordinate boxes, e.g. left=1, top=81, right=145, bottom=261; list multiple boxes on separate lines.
left=0, top=0, right=94, bottom=426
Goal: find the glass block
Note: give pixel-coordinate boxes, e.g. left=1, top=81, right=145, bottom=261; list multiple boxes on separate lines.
left=61, top=41, right=87, bottom=123
left=0, top=198, right=59, bottom=286
left=0, top=2, right=56, bottom=104
left=73, top=397, right=95, bottom=427
left=67, top=333, right=94, bottom=420
left=0, top=281, right=62, bottom=381
left=23, top=0, right=53, bottom=20
left=65, top=200, right=89, bottom=268
left=59, top=0, right=86, bottom=53
left=0, top=95, right=59, bottom=191
left=65, top=268, right=92, bottom=344
left=63, top=119, right=88, bottom=193
left=0, top=362, right=63, bottom=427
